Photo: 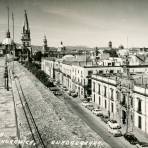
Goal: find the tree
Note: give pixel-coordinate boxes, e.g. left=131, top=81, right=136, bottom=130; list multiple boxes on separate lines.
left=34, top=51, right=42, bottom=62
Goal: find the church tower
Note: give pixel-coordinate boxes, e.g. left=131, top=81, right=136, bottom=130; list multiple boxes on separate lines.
left=108, top=41, right=112, bottom=49
left=43, top=35, right=48, bottom=54
left=21, top=10, right=31, bottom=48
left=21, top=10, right=32, bottom=61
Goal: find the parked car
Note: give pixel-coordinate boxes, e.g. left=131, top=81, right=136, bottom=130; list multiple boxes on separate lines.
left=136, top=142, right=148, bottom=148
left=86, top=96, right=92, bottom=102
left=92, top=109, right=103, bottom=116
left=82, top=101, right=92, bottom=107
left=62, top=86, right=68, bottom=91
left=107, top=120, right=121, bottom=129
left=124, top=133, right=139, bottom=145
left=86, top=104, right=94, bottom=111
left=101, top=115, right=109, bottom=124
left=71, top=93, right=78, bottom=98
left=53, top=81, right=59, bottom=85
left=68, top=90, right=75, bottom=96
left=50, top=87, right=60, bottom=91
left=107, top=126, right=122, bottom=137
left=53, top=91, right=62, bottom=96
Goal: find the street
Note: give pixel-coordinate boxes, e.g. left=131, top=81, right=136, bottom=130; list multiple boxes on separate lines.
left=59, top=92, right=135, bottom=148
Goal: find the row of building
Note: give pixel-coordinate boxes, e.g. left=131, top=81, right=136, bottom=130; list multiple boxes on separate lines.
left=41, top=55, right=148, bottom=135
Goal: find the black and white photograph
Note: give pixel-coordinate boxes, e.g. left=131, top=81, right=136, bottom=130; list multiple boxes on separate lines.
left=0, top=0, right=148, bottom=147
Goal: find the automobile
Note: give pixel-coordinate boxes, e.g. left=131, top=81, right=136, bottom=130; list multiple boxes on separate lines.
left=86, top=96, right=92, bottom=102
left=124, top=133, right=139, bottom=145
left=136, top=142, right=148, bottom=148
left=107, top=120, right=121, bottom=129
left=101, top=115, right=109, bottom=123
left=50, top=87, right=60, bottom=91
left=107, top=126, right=122, bottom=137
left=53, top=81, right=59, bottom=85
left=86, top=104, right=94, bottom=111
left=68, top=90, right=75, bottom=96
left=92, top=109, right=103, bottom=116
left=62, top=86, right=68, bottom=91
left=53, top=91, right=62, bottom=96
left=67, top=90, right=75, bottom=96
left=71, top=92, right=78, bottom=98
left=82, top=101, right=92, bottom=107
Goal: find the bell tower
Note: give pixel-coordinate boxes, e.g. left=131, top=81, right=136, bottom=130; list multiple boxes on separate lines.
left=43, top=35, right=48, bottom=54
left=21, top=10, right=32, bottom=61
left=21, top=10, right=31, bottom=48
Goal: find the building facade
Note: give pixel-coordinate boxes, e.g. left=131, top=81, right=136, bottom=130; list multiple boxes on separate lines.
left=91, top=73, right=148, bottom=135
left=41, top=57, right=123, bottom=98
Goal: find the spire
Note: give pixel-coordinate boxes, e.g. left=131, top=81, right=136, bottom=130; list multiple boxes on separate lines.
left=6, top=6, right=10, bottom=38
left=12, top=12, right=14, bottom=42
left=43, top=35, right=47, bottom=43
left=44, top=34, right=47, bottom=40
left=23, top=10, right=30, bottom=32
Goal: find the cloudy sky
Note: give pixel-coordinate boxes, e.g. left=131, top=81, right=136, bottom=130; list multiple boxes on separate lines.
left=0, top=0, right=148, bottom=48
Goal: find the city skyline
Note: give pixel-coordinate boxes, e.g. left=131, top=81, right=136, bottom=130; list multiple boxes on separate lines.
left=1, top=0, right=148, bottom=48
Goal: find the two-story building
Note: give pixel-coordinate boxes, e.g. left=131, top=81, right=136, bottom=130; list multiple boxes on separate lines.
left=91, top=73, right=148, bottom=135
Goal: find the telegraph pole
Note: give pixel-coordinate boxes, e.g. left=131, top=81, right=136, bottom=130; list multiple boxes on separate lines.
left=5, top=6, right=10, bottom=91
left=12, top=12, right=15, bottom=74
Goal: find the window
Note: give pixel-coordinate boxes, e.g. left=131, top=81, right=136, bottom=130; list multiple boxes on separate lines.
left=99, top=70, right=103, bottom=74
left=111, top=103, right=114, bottom=112
left=122, top=94, right=126, bottom=103
left=81, top=71, right=83, bottom=77
left=105, top=100, right=107, bottom=108
left=99, top=96, right=101, bottom=105
left=137, top=99, right=142, bottom=114
left=131, top=97, right=133, bottom=107
left=104, top=86, right=107, bottom=97
left=112, top=62, right=115, bottom=66
left=138, top=116, right=142, bottom=129
left=110, top=70, right=114, bottom=73
left=110, top=88, right=114, bottom=100
left=94, top=94, right=95, bottom=102
left=93, top=82, right=95, bottom=92
left=88, top=70, right=93, bottom=76
left=117, top=70, right=121, bottom=73
left=116, top=91, right=119, bottom=100
left=98, top=84, right=100, bottom=95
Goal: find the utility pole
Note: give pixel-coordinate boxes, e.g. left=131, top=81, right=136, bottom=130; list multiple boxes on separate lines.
left=12, top=12, right=15, bottom=74
left=4, top=6, right=10, bottom=91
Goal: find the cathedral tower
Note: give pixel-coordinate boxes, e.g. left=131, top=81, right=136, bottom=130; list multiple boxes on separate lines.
left=21, top=10, right=32, bottom=61
left=21, top=10, right=31, bottom=47
left=43, top=35, right=48, bottom=54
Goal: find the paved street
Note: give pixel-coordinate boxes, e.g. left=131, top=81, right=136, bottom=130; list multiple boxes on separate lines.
left=58, top=91, right=136, bottom=148
left=0, top=57, right=17, bottom=148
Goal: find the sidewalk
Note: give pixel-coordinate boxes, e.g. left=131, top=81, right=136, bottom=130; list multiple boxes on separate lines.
left=0, top=58, right=17, bottom=148
left=133, top=127, right=148, bottom=143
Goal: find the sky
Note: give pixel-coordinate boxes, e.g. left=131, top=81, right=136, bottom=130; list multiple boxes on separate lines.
left=0, top=0, right=148, bottom=48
